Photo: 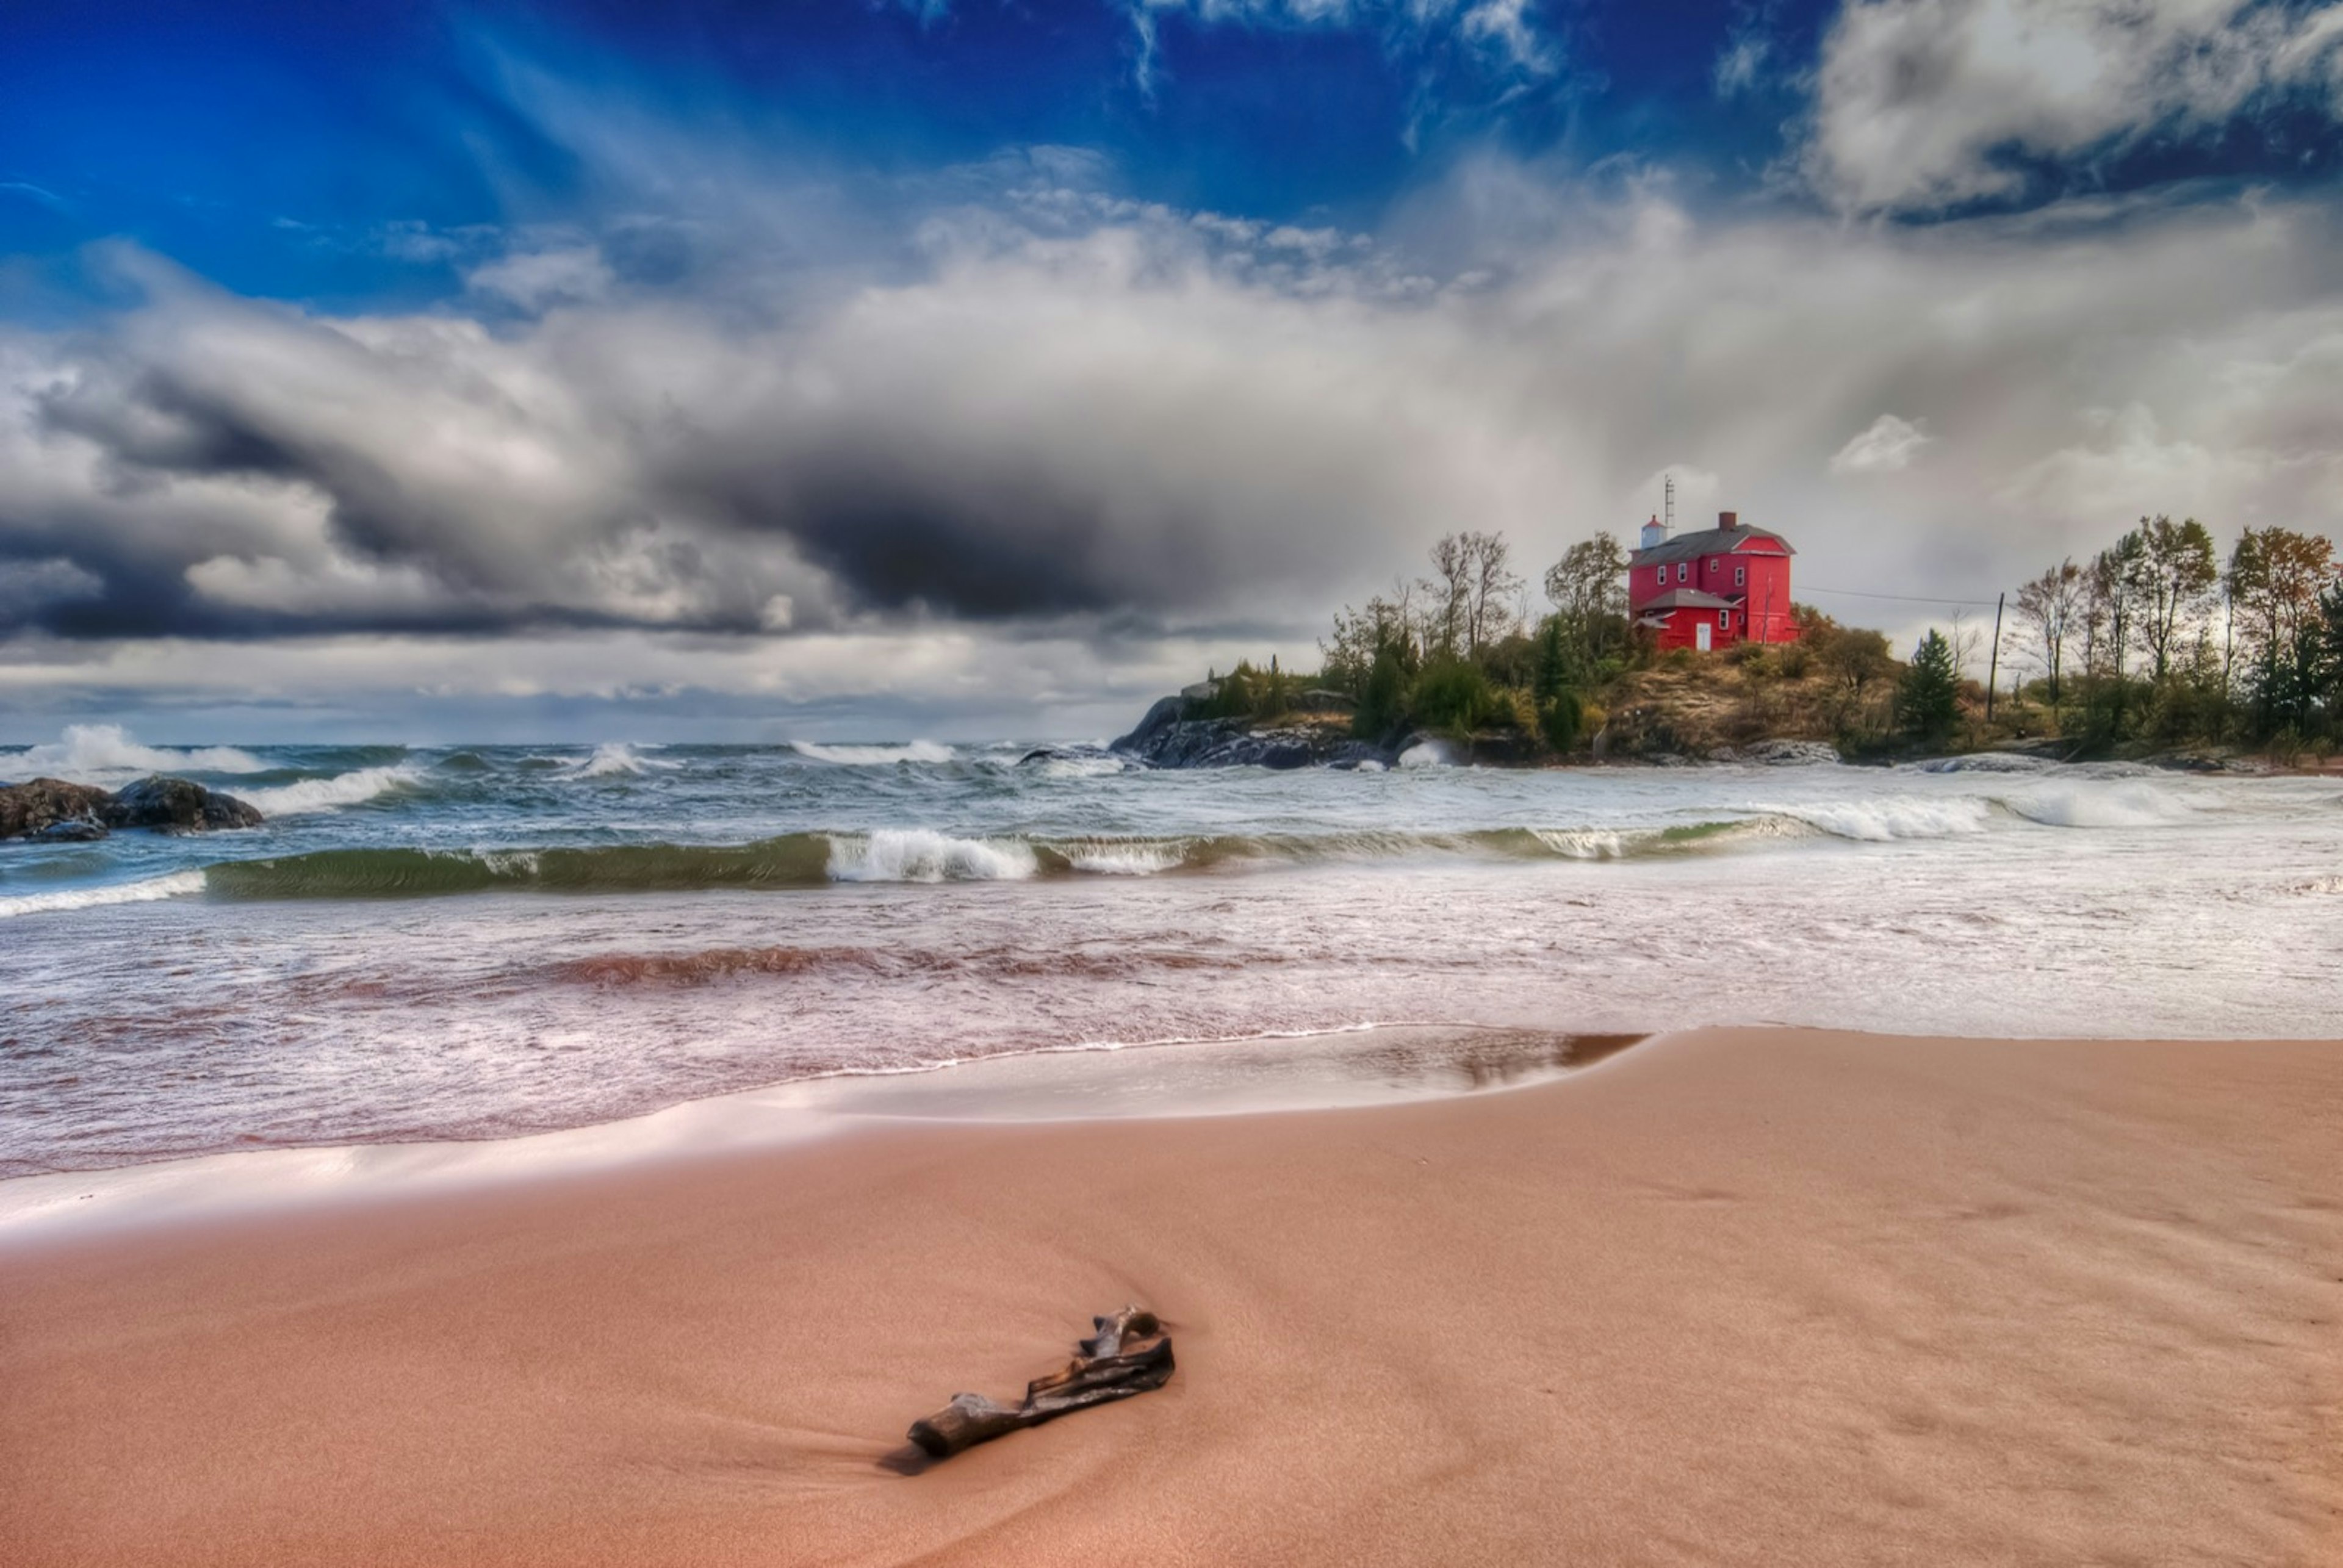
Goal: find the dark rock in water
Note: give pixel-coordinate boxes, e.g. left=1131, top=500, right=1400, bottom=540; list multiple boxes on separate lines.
left=1114, top=713, right=1391, bottom=771
left=104, top=775, right=264, bottom=833
left=1716, top=738, right=1844, bottom=767
left=34, top=816, right=110, bottom=843
left=0, top=778, right=118, bottom=839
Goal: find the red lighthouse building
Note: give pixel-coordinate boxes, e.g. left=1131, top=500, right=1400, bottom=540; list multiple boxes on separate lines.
left=1627, top=509, right=1800, bottom=652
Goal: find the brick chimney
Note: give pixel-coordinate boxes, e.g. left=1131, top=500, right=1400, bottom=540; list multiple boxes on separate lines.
left=1718, top=510, right=1738, bottom=530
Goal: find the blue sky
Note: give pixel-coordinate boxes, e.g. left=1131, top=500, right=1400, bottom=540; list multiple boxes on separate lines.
left=4, top=1, right=2343, bottom=738
left=4, top=1, right=1818, bottom=307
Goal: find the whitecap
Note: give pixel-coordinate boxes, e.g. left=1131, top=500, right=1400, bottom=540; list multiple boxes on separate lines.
left=1776, top=797, right=1993, bottom=842
left=240, top=765, right=422, bottom=816
left=1528, top=828, right=1638, bottom=860
left=826, top=829, right=1036, bottom=882
left=572, top=743, right=678, bottom=779
left=0, top=870, right=209, bottom=919
left=790, top=739, right=957, bottom=766
left=1057, top=840, right=1189, bottom=875
left=1999, top=783, right=2194, bottom=829
left=1396, top=741, right=1454, bottom=769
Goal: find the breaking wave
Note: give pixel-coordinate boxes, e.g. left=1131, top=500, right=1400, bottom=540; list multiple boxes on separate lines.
left=1999, top=783, right=2195, bottom=829
left=0, top=871, right=209, bottom=919
left=240, top=764, right=423, bottom=816
left=189, top=820, right=1785, bottom=901
left=573, top=743, right=678, bottom=778
left=1774, top=797, right=1995, bottom=841
left=790, top=739, right=957, bottom=765
left=827, top=829, right=1037, bottom=882
left=4, top=724, right=265, bottom=780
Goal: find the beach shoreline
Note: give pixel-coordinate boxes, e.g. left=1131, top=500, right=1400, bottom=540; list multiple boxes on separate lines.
left=4, top=1027, right=2338, bottom=1566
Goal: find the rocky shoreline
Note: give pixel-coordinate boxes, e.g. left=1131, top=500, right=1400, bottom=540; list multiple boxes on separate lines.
left=0, top=776, right=264, bottom=841
left=1104, top=691, right=2289, bottom=774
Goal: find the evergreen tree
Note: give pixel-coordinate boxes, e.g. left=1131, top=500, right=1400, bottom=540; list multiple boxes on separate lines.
left=1896, top=630, right=1960, bottom=744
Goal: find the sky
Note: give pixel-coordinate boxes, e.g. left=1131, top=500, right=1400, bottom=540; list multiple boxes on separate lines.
left=4, top=0, right=2342, bottom=741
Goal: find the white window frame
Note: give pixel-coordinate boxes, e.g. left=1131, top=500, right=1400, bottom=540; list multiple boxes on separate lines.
left=1677, top=562, right=1688, bottom=583
left=1735, top=564, right=1746, bottom=588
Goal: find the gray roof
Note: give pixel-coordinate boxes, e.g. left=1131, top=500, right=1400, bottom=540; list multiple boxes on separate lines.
left=1639, top=588, right=1738, bottom=611
left=1631, top=525, right=1794, bottom=565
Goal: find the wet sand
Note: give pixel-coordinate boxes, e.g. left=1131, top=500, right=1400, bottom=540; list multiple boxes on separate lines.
left=3, top=1027, right=2338, bottom=1566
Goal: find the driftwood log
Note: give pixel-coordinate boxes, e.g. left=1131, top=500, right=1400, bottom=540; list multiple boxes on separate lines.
left=907, top=1307, right=1175, bottom=1460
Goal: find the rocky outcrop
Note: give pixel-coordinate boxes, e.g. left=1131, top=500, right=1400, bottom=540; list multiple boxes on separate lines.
left=1, top=774, right=263, bottom=840
left=1110, top=702, right=1392, bottom=770
left=1714, top=738, right=1845, bottom=766
left=0, top=779, right=116, bottom=840
left=107, top=775, right=265, bottom=832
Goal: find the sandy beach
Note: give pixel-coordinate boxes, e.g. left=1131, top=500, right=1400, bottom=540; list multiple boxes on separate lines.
left=4, top=1026, right=2338, bottom=1566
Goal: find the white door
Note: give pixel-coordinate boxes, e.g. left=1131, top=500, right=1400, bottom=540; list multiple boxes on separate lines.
left=1696, top=620, right=1712, bottom=652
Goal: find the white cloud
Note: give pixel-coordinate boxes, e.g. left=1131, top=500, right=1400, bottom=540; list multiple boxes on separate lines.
left=1806, top=0, right=2343, bottom=214
left=8, top=159, right=2343, bottom=724
left=1830, top=413, right=1935, bottom=473
left=466, top=245, right=616, bottom=310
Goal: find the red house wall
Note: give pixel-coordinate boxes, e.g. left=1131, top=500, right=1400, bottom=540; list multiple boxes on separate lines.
left=1629, top=540, right=1801, bottom=649
left=1737, top=552, right=1799, bottom=644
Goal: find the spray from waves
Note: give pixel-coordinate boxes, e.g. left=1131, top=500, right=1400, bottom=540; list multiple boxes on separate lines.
left=4, top=724, right=265, bottom=780
left=0, top=871, right=208, bottom=919
left=827, top=829, right=1036, bottom=882
left=790, top=739, right=957, bottom=766
left=1999, top=782, right=2195, bottom=829
left=239, top=764, right=424, bottom=816
left=1396, top=740, right=1456, bottom=769
left=573, top=743, right=680, bottom=779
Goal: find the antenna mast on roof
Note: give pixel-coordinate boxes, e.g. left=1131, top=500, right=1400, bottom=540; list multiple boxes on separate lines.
left=1663, top=472, right=1675, bottom=537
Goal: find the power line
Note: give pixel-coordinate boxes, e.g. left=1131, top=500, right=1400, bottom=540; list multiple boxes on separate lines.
left=1797, top=584, right=2003, bottom=608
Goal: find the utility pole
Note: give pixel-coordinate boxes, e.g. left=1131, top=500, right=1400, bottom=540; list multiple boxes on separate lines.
left=1985, top=591, right=2006, bottom=722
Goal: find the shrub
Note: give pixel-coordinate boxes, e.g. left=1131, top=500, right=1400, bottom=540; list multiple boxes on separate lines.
left=1408, top=658, right=1504, bottom=735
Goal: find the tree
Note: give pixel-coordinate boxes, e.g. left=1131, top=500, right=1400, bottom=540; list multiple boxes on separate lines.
left=2086, top=532, right=2145, bottom=679
left=2127, top=516, right=2219, bottom=681
left=2015, top=558, right=2084, bottom=706
left=2228, top=528, right=2343, bottom=739
left=1542, top=532, right=1630, bottom=672
left=1321, top=588, right=1419, bottom=694
left=1423, top=534, right=1470, bottom=658
left=1352, top=639, right=1409, bottom=739
left=1896, top=630, right=1960, bottom=744
left=1461, top=531, right=1522, bottom=654
left=2228, top=527, right=2334, bottom=667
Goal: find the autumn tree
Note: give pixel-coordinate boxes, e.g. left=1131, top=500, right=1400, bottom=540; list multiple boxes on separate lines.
left=2015, top=558, right=2084, bottom=706
left=2125, top=516, right=2219, bottom=681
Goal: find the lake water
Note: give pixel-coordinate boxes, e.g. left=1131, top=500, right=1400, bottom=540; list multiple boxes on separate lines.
left=4, top=725, right=2339, bottom=1179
